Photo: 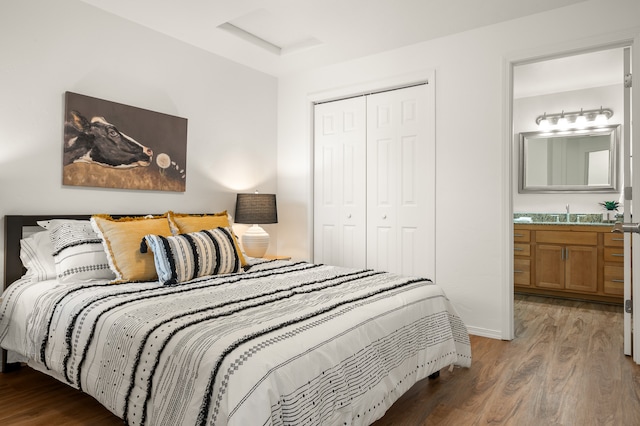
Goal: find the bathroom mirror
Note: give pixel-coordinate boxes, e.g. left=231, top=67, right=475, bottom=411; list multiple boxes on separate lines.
left=519, top=124, right=620, bottom=193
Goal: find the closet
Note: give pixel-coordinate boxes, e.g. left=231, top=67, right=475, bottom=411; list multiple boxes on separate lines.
left=313, top=84, right=435, bottom=277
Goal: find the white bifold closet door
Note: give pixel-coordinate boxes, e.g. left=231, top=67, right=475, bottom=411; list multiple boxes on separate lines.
left=314, top=84, right=434, bottom=278
left=313, top=96, right=367, bottom=269
left=366, top=86, right=433, bottom=276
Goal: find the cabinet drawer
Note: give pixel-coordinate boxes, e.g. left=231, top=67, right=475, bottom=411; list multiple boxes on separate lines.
left=514, top=243, right=530, bottom=257
left=604, top=247, right=625, bottom=263
left=514, top=230, right=530, bottom=243
left=604, top=265, right=624, bottom=296
left=604, top=233, right=625, bottom=247
left=514, top=258, right=531, bottom=286
left=536, top=230, right=597, bottom=245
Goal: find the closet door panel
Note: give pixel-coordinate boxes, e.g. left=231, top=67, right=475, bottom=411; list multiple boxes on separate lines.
left=367, top=85, right=433, bottom=277
left=320, top=224, right=337, bottom=266
left=368, top=130, right=398, bottom=272
left=313, top=97, right=367, bottom=268
left=374, top=138, right=394, bottom=206
left=342, top=224, right=359, bottom=267
left=401, top=135, right=417, bottom=205
left=374, top=225, right=393, bottom=273
left=401, top=227, right=419, bottom=275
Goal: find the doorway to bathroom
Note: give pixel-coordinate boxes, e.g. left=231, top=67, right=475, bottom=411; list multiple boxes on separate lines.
left=511, top=44, right=636, bottom=359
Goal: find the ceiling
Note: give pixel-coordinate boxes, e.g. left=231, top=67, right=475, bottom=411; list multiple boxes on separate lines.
left=80, top=0, right=592, bottom=77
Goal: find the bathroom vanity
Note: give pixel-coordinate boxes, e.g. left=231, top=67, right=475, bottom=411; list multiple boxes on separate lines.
left=514, top=223, right=624, bottom=304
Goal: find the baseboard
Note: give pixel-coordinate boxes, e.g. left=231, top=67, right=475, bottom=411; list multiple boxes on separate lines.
left=466, top=325, right=503, bottom=340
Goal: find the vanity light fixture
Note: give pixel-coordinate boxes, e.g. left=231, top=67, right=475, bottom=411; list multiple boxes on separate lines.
left=535, top=107, right=613, bottom=130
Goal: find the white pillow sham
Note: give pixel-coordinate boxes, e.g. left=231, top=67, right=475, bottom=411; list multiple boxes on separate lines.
left=20, top=231, right=56, bottom=281
left=49, top=221, right=115, bottom=282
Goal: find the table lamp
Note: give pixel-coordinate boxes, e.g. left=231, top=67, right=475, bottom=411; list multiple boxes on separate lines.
left=234, top=192, right=278, bottom=258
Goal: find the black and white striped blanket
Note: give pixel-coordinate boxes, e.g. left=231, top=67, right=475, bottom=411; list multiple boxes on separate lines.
left=0, top=260, right=471, bottom=425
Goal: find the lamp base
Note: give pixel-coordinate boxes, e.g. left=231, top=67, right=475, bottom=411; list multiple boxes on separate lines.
left=241, top=225, right=270, bottom=258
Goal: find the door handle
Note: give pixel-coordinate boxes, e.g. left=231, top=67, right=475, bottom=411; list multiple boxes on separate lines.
left=612, top=222, right=640, bottom=234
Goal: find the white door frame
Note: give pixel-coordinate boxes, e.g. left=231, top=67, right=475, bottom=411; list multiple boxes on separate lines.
left=504, top=31, right=640, bottom=356
left=623, top=46, right=633, bottom=356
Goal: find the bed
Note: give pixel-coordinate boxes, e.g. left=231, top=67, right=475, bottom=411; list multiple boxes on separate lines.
left=0, top=214, right=471, bottom=426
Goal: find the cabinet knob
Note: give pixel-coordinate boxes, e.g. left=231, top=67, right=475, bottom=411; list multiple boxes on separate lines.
left=347, top=214, right=352, bottom=219
left=382, top=214, right=387, bottom=219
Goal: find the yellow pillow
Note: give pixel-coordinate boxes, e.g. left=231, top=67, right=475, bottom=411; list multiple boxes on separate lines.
left=167, top=210, right=229, bottom=234
left=167, top=211, right=247, bottom=267
left=91, top=214, right=173, bottom=283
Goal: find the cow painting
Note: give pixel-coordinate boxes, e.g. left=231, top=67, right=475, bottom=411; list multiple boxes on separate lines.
left=64, top=110, right=153, bottom=168
left=62, top=92, right=188, bottom=192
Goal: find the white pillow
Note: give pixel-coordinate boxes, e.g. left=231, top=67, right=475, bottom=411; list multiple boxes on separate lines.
left=20, top=231, right=56, bottom=281
left=49, top=221, right=115, bottom=282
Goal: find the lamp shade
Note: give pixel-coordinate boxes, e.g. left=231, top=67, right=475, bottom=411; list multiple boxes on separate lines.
left=234, top=193, right=278, bottom=224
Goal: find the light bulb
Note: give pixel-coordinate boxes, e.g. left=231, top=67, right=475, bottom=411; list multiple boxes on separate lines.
left=538, top=113, right=551, bottom=131
left=595, top=107, right=608, bottom=126
left=557, top=111, right=569, bottom=129
left=575, top=109, right=587, bottom=128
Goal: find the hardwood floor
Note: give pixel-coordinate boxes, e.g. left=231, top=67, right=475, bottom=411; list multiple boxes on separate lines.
left=1, top=294, right=639, bottom=425
left=373, top=294, right=640, bottom=425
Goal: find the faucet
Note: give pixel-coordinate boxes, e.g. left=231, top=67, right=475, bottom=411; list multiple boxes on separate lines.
left=565, top=204, right=570, bottom=222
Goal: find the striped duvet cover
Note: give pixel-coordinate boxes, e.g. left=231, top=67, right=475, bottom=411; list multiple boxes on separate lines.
left=0, top=259, right=471, bottom=426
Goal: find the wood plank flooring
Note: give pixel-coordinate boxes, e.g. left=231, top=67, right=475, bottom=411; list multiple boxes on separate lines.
left=1, top=294, right=639, bottom=425
left=373, top=294, right=640, bottom=425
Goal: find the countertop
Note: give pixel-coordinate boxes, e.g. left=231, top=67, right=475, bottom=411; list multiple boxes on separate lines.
left=514, top=212, right=619, bottom=227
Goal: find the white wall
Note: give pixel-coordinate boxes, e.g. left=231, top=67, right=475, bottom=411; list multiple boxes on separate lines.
left=513, top=85, right=624, bottom=214
left=0, top=0, right=279, bottom=281
left=276, top=0, right=640, bottom=338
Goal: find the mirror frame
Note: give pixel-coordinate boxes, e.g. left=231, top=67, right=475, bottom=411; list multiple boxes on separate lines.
left=519, top=124, right=620, bottom=193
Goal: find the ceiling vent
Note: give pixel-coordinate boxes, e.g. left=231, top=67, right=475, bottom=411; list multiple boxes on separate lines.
left=218, top=9, right=322, bottom=56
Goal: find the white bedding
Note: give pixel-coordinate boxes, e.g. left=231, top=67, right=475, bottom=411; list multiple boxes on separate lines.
left=0, top=259, right=471, bottom=426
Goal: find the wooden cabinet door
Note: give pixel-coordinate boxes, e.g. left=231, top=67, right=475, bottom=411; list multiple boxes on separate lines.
left=565, top=245, right=598, bottom=293
left=514, top=258, right=531, bottom=286
left=536, top=245, right=565, bottom=289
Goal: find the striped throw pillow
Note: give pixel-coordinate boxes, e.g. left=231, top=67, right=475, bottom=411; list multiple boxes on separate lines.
left=142, top=227, right=243, bottom=285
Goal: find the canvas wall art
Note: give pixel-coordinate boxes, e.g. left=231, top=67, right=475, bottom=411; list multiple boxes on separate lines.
left=63, top=92, right=188, bottom=192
